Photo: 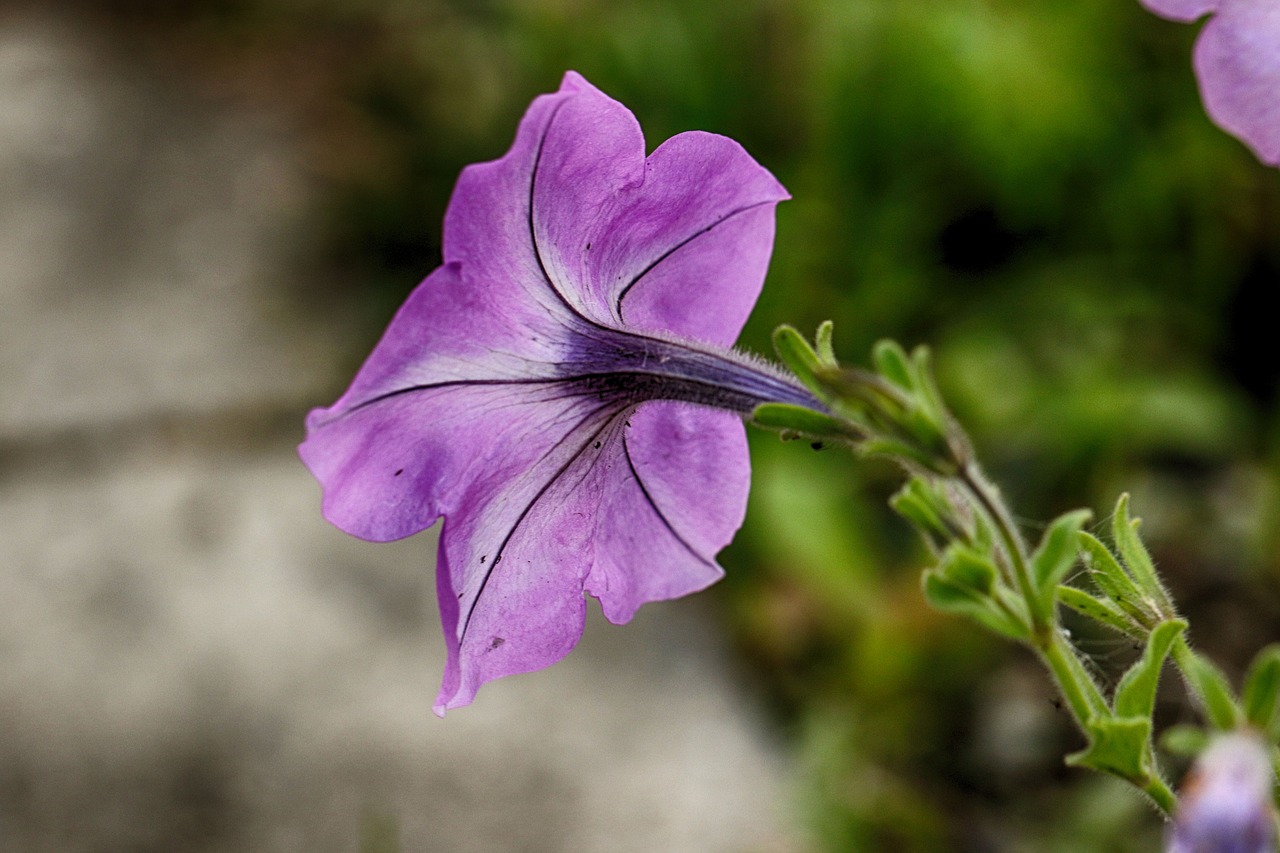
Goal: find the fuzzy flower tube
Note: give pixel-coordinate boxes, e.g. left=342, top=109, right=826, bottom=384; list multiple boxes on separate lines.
left=299, top=72, right=813, bottom=713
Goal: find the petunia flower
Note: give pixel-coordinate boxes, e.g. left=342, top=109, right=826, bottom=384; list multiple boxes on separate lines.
left=300, top=72, right=817, bottom=714
left=1166, top=732, right=1278, bottom=853
left=1140, top=0, right=1280, bottom=166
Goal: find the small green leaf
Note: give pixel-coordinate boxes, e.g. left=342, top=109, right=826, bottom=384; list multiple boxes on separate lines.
left=1067, top=716, right=1154, bottom=784
left=909, top=346, right=950, bottom=425
left=922, top=570, right=1028, bottom=640
left=1176, top=641, right=1242, bottom=730
left=1241, top=644, right=1280, bottom=735
left=1029, top=509, right=1092, bottom=618
left=1111, top=494, right=1174, bottom=616
left=1113, top=619, right=1186, bottom=719
left=1078, top=532, right=1159, bottom=628
left=772, top=325, right=828, bottom=397
left=858, top=437, right=943, bottom=471
left=814, top=320, right=836, bottom=365
left=890, top=478, right=959, bottom=550
left=1056, top=586, right=1144, bottom=638
left=871, top=339, right=914, bottom=390
left=938, top=544, right=998, bottom=595
left=1159, top=724, right=1209, bottom=758
left=751, top=403, right=859, bottom=444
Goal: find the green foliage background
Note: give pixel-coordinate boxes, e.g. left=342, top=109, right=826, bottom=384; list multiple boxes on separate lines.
left=93, top=0, right=1280, bottom=848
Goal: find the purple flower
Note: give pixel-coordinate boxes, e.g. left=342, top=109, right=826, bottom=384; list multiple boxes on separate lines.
left=1167, top=732, right=1278, bottom=853
left=300, top=72, right=811, bottom=713
left=1141, top=0, right=1280, bottom=166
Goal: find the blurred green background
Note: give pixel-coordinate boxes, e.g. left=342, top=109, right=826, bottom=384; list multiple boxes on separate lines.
left=81, top=0, right=1280, bottom=848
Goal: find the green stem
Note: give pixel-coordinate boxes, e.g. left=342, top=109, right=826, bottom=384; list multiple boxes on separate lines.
left=1141, top=774, right=1178, bottom=816
left=957, top=462, right=1044, bottom=632
left=958, top=463, right=1113, bottom=735
left=1042, top=628, right=1111, bottom=723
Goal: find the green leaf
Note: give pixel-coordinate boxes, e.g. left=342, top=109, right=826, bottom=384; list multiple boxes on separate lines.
left=1113, top=619, right=1185, bottom=719
left=772, top=325, right=828, bottom=397
left=1078, top=532, right=1158, bottom=628
left=871, top=339, right=914, bottom=390
left=1067, top=716, right=1154, bottom=784
left=908, top=346, right=950, bottom=427
left=751, top=403, right=858, bottom=444
left=922, top=570, right=1028, bottom=640
left=1056, top=585, right=1144, bottom=638
left=858, top=437, right=943, bottom=471
left=1029, top=509, right=1091, bottom=618
left=1159, top=724, right=1209, bottom=758
left=1241, top=644, right=1280, bottom=736
left=1111, top=494, right=1173, bottom=616
left=937, top=544, right=998, bottom=595
left=814, top=320, right=836, bottom=365
left=1176, top=641, right=1242, bottom=730
left=890, top=478, right=958, bottom=550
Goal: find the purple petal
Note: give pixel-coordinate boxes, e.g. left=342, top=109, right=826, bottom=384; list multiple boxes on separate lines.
left=525, top=88, right=789, bottom=346
left=301, top=380, right=601, bottom=544
left=299, top=263, right=581, bottom=542
left=433, top=402, right=621, bottom=713
left=604, top=132, right=788, bottom=348
left=1167, top=733, right=1277, bottom=853
left=443, top=72, right=615, bottom=327
left=1193, top=0, right=1280, bottom=165
left=450, top=71, right=787, bottom=346
left=434, top=401, right=750, bottom=713
left=585, top=402, right=748, bottom=622
left=1141, top=0, right=1216, bottom=23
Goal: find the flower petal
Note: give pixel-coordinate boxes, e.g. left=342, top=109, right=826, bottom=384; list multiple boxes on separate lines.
left=606, top=132, right=788, bottom=347
left=1140, top=0, right=1216, bottom=23
left=443, top=71, right=621, bottom=327
left=296, top=261, right=578, bottom=537
left=448, top=70, right=789, bottom=347
left=520, top=80, right=790, bottom=347
left=1192, top=0, right=1280, bottom=165
left=432, top=401, right=749, bottom=713
left=302, top=380, right=609, bottom=542
left=299, top=267, right=605, bottom=543
left=433, top=403, right=624, bottom=713
left=586, top=401, right=749, bottom=623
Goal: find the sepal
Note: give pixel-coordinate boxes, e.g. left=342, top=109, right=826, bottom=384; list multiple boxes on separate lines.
left=1113, top=619, right=1185, bottom=719
left=1027, top=509, right=1091, bottom=623
left=922, top=543, right=1029, bottom=640
left=750, top=402, right=861, bottom=445
left=1176, top=643, right=1243, bottom=731
left=1056, top=586, right=1144, bottom=638
left=1067, top=716, right=1156, bottom=786
left=1242, top=644, right=1280, bottom=738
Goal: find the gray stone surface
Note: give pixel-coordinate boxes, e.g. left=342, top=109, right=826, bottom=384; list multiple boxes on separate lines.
left=0, top=9, right=798, bottom=852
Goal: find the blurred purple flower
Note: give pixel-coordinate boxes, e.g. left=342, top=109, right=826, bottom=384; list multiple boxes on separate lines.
left=1167, top=732, right=1278, bottom=853
left=1140, top=0, right=1280, bottom=166
left=300, top=72, right=809, bottom=713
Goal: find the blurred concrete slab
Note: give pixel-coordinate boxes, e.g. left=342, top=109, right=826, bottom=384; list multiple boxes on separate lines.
left=0, top=7, right=328, bottom=438
left=0, top=8, right=798, bottom=852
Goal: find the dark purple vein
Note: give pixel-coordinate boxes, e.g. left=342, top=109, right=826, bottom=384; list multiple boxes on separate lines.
left=614, top=199, right=777, bottom=317
left=457, top=405, right=617, bottom=644
left=620, top=431, right=714, bottom=568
